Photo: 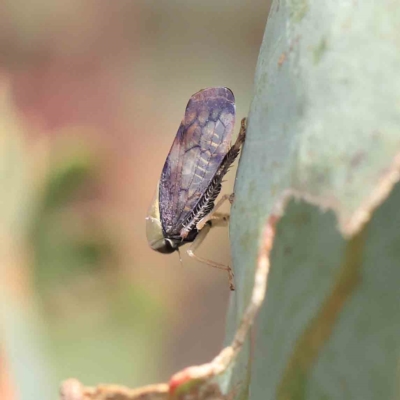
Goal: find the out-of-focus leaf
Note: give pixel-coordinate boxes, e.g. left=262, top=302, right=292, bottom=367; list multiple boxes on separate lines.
left=30, top=139, right=115, bottom=292
left=0, top=87, right=54, bottom=400
left=28, top=136, right=168, bottom=393
left=41, top=144, right=97, bottom=211
left=227, top=1, right=400, bottom=399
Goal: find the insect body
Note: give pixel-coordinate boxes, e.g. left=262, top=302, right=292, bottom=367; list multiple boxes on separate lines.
left=146, top=87, right=246, bottom=290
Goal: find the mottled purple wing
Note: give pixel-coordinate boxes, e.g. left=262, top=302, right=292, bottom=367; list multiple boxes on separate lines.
left=159, top=87, right=235, bottom=236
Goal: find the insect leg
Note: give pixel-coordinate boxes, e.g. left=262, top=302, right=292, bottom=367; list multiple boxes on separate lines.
left=196, top=194, right=234, bottom=230
left=208, top=212, right=230, bottom=227
left=187, top=223, right=235, bottom=291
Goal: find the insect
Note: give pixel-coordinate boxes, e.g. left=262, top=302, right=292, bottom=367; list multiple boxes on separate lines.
left=146, top=87, right=246, bottom=290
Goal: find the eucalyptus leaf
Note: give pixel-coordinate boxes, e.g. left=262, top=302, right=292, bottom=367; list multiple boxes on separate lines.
left=228, top=1, right=400, bottom=399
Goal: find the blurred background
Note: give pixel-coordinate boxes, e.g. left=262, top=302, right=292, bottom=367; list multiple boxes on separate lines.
left=0, top=1, right=271, bottom=399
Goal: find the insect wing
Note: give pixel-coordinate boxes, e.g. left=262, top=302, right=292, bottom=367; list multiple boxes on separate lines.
left=159, top=87, right=236, bottom=236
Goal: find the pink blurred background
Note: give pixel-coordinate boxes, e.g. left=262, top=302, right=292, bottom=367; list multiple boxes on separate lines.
left=0, top=1, right=271, bottom=398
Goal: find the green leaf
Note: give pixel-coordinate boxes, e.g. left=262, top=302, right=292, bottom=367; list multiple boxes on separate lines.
left=228, top=1, right=400, bottom=399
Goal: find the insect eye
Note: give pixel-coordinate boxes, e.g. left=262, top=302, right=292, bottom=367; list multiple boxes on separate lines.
left=156, top=239, right=176, bottom=254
